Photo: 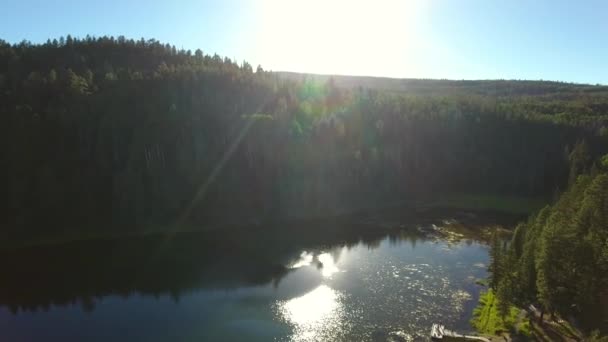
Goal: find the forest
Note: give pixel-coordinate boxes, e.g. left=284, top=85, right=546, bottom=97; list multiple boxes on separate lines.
left=1, top=35, right=608, bottom=242
left=487, top=151, right=608, bottom=335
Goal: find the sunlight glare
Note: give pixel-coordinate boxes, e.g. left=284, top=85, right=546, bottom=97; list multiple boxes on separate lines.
left=289, top=250, right=341, bottom=277
left=277, top=285, right=344, bottom=340
left=317, top=252, right=340, bottom=277
left=255, top=0, right=427, bottom=76
left=290, top=251, right=314, bottom=268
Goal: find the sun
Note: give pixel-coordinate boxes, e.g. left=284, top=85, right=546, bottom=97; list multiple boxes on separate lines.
left=254, top=0, right=427, bottom=77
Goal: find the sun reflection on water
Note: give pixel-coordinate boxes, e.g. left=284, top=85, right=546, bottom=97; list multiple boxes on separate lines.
left=277, top=239, right=487, bottom=340
left=276, top=285, right=344, bottom=341
left=317, top=253, right=340, bottom=278
left=289, top=250, right=342, bottom=278
left=290, top=251, right=314, bottom=268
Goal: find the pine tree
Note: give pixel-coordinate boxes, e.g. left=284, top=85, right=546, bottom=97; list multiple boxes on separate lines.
left=488, top=231, right=503, bottom=290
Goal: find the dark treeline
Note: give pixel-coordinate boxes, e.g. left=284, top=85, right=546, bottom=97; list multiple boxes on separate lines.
left=2, top=36, right=608, bottom=238
left=488, top=154, right=608, bottom=333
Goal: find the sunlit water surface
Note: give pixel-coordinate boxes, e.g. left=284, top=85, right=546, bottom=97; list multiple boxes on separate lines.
left=0, top=231, right=488, bottom=341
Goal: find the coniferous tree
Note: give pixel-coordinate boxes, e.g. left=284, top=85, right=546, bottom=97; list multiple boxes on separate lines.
left=489, top=231, right=503, bottom=290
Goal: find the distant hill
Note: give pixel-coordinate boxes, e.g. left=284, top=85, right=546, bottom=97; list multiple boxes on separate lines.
left=276, top=71, right=608, bottom=97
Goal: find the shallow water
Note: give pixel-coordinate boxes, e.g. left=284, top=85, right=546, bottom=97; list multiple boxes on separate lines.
left=0, top=224, right=489, bottom=341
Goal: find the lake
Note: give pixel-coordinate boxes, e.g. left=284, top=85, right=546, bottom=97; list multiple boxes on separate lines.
left=0, top=213, right=499, bottom=341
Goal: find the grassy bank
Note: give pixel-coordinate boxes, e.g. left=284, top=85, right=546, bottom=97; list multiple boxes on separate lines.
left=471, top=290, right=531, bottom=337
left=472, top=290, right=589, bottom=341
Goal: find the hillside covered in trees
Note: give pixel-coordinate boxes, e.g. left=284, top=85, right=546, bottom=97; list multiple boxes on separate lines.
left=488, top=153, right=608, bottom=334
left=2, top=36, right=608, bottom=241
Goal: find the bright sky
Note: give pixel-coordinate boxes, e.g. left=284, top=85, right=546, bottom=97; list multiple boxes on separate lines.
left=2, top=0, right=607, bottom=84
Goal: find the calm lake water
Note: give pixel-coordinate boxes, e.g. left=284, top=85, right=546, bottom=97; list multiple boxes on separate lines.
left=0, top=218, right=492, bottom=341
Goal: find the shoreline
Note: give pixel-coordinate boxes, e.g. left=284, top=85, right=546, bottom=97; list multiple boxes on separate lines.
left=0, top=199, right=532, bottom=252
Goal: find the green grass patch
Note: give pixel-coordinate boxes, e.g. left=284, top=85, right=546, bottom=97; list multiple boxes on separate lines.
left=517, top=319, right=532, bottom=337
left=428, top=193, right=547, bottom=215
left=471, top=290, right=521, bottom=335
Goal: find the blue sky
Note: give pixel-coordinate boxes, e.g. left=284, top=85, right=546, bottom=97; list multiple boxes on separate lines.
left=1, top=0, right=607, bottom=84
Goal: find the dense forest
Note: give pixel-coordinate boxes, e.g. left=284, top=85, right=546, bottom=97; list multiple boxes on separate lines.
left=488, top=152, right=608, bottom=333
left=2, top=35, right=608, bottom=241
